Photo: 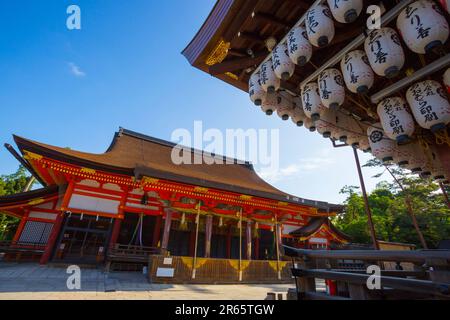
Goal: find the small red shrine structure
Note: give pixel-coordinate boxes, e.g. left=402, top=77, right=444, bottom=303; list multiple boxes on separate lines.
left=0, top=128, right=348, bottom=279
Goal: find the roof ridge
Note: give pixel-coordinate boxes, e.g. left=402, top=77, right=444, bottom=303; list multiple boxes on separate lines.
left=118, top=127, right=254, bottom=169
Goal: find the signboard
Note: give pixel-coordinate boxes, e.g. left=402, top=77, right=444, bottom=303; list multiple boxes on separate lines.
left=163, top=257, right=173, bottom=265
left=156, top=268, right=174, bottom=278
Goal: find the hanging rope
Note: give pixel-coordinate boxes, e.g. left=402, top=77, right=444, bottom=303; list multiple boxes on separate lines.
left=129, top=213, right=144, bottom=246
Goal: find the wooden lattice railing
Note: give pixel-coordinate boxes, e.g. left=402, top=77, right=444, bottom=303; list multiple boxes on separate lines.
left=283, top=245, right=450, bottom=300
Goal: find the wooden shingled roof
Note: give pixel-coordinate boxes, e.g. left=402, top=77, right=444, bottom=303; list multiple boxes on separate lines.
left=12, top=128, right=343, bottom=211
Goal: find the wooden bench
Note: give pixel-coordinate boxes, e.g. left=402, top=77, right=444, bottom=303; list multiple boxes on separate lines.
left=106, top=244, right=160, bottom=272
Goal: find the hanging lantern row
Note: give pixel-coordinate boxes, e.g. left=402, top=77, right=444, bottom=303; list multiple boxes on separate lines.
left=250, top=0, right=450, bottom=104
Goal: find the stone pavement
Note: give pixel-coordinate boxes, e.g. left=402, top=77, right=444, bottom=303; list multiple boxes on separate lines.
left=0, top=263, right=298, bottom=300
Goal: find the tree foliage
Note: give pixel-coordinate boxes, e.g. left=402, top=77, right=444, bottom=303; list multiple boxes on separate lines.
left=0, top=166, right=35, bottom=240
left=333, top=159, right=450, bottom=249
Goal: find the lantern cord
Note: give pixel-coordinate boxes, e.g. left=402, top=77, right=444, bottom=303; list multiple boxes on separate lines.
left=434, top=130, right=450, bottom=147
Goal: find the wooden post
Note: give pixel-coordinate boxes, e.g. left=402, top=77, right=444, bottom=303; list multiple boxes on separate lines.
left=40, top=211, right=65, bottom=265
left=246, top=220, right=252, bottom=260
left=109, top=218, right=122, bottom=249
left=353, top=147, right=379, bottom=250
left=205, top=215, right=213, bottom=258
left=12, top=211, right=29, bottom=243
left=192, top=202, right=201, bottom=279
left=254, top=227, right=260, bottom=260
left=161, top=209, right=172, bottom=252
left=152, top=215, right=162, bottom=248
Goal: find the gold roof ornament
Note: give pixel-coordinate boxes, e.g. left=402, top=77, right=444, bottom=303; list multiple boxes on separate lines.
left=205, top=39, right=230, bottom=66
left=141, top=176, right=160, bottom=185
left=194, top=186, right=209, bottom=193
left=80, top=167, right=96, bottom=175
left=27, top=198, right=45, bottom=206
left=23, top=151, right=43, bottom=161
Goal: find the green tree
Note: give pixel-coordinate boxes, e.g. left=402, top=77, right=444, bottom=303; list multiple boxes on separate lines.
left=0, top=166, right=36, bottom=240
left=333, top=159, right=450, bottom=249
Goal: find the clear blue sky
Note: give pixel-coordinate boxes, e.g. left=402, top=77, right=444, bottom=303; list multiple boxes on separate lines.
left=0, top=0, right=391, bottom=204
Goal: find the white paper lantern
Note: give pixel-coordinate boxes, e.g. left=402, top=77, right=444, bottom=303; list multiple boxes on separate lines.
left=346, top=116, right=364, bottom=147
left=393, top=143, right=414, bottom=167
left=272, top=42, right=295, bottom=80
left=291, top=98, right=307, bottom=126
left=249, top=72, right=265, bottom=106
left=364, top=28, right=405, bottom=78
left=306, top=4, right=335, bottom=48
left=287, top=26, right=313, bottom=66
left=318, top=68, right=345, bottom=110
left=367, top=123, right=397, bottom=163
left=327, top=0, right=363, bottom=23
left=404, top=142, right=427, bottom=173
left=304, top=117, right=316, bottom=132
left=316, top=108, right=337, bottom=138
left=377, top=97, right=416, bottom=144
left=406, top=80, right=450, bottom=133
left=335, top=113, right=350, bottom=142
left=431, top=154, right=447, bottom=180
left=341, top=50, right=374, bottom=94
left=443, top=68, right=450, bottom=94
left=358, top=136, right=371, bottom=152
left=261, top=92, right=278, bottom=115
left=397, top=0, right=449, bottom=54
left=302, top=83, right=326, bottom=121
left=357, top=122, right=372, bottom=152
left=276, top=96, right=294, bottom=120
left=260, top=59, right=280, bottom=93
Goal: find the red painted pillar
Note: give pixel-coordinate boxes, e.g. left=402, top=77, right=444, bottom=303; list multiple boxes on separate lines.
left=246, top=221, right=252, bottom=260
left=12, top=211, right=29, bottom=243
left=161, top=210, right=172, bottom=252
left=39, top=212, right=65, bottom=265
left=226, top=225, right=232, bottom=259
left=152, top=215, right=162, bottom=247
left=109, top=218, right=122, bottom=249
left=204, top=215, right=213, bottom=258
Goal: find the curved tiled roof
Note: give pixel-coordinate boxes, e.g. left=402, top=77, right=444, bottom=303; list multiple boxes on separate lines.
left=13, top=128, right=344, bottom=211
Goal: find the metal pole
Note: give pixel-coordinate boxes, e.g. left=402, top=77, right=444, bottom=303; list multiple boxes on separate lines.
left=192, top=202, right=201, bottom=279
left=384, top=166, right=428, bottom=249
left=353, top=147, right=379, bottom=250
left=440, top=182, right=450, bottom=209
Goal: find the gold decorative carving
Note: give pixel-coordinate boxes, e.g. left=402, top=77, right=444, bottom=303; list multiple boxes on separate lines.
left=194, top=187, right=209, bottom=193
left=28, top=198, right=45, bottom=206
left=239, top=195, right=252, bottom=201
left=23, top=151, right=43, bottom=161
left=225, top=72, right=239, bottom=80
left=80, top=167, right=96, bottom=175
left=141, top=176, right=159, bottom=185
left=228, top=259, right=251, bottom=271
left=205, top=39, right=230, bottom=66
